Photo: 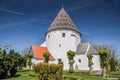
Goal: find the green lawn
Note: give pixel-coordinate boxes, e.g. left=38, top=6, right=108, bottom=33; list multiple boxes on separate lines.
left=4, top=70, right=38, bottom=80
left=3, top=70, right=120, bottom=80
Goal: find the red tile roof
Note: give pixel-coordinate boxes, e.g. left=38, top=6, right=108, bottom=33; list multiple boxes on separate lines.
left=32, top=46, right=55, bottom=60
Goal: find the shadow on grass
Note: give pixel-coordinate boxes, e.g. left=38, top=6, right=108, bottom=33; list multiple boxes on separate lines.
left=14, top=74, right=21, bottom=77
left=18, top=69, right=31, bottom=72
left=28, top=74, right=37, bottom=77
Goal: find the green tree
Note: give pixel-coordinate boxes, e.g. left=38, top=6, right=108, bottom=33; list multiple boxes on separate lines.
left=0, top=45, right=23, bottom=78
left=87, top=54, right=93, bottom=74
left=27, top=53, right=33, bottom=69
left=7, top=49, right=21, bottom=77
left=110, top=57, right=116, bottom=71
left=94, top=45, right=117, bottom=71
left=43, top=52, right=51, bottom=63
left=67, top=50, right=76, bottom=73
left=98, top=49, right=110, bottom=78
left=17, top=56, right=26, bottom=70
left=0, top=50, right=8, bottom=78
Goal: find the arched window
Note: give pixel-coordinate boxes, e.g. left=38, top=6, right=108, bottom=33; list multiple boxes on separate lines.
left=48, top=35, right=50, bottom=39
left=62, top=33, right=65, bottom=37
left=78, top=59, right=81, bottom=63
left=59, top=44, right=61, bottom=47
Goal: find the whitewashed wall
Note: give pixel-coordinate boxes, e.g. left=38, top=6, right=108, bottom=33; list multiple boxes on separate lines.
left=74, top=54, right=101, bottom=70
left=74, top=55, right=89, bottom=70
left=92, top=55, right=101, bottom=70
left=46, top=29, right=81, bottom=70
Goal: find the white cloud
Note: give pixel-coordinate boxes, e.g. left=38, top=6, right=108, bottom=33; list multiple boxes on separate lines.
left=82, top=32, right=92, bottom=36
left=0, top=7, right=25, bottom=16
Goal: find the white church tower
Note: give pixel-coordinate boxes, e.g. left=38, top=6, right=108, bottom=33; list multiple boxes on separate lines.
left=31, top=7, right=101, bottom=71
left=46, top=8, right=81, bottom=69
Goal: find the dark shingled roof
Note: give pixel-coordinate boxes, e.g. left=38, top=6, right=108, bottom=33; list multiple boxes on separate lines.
left=46, top=8, right=81, bottom=35
left=76, top=42, right=89, bottom=55
left=76, top=42, right=98, bottom=55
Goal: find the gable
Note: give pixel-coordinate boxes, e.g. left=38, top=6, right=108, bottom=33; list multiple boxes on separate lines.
left=76, top=42, right=89, bottom=55
left=87, top=45, right=98, bottom=55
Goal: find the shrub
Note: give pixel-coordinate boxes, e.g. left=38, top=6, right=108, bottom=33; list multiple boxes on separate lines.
left=34, top=62, right=49, bottom=80
left=33, top=62, right=63, bottom=80
left=56, top=64, right=63, bottom=80
left=9, top=67, right=17, bottom=77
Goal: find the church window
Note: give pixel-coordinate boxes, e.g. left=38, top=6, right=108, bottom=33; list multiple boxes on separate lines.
left=48, top=35, right=50, bottom=39
left=78, top=59, right=81, bottom=63
left=62, top=33, right=65, bottom=37
left=59, top=44, right=61, bottom=47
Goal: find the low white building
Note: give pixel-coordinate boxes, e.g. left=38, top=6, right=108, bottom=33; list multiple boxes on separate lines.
left=31, top=8, right=101, bottom=71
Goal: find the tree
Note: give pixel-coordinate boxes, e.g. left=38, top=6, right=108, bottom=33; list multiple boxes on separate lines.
left=17, top=56, right=26, bottom=70
left=110, top=57, right=116, bottom=71
left=21, top=47, right=31, bottom=56
left=94, top=44, right=117, bottom=71
left=98, top=49, right=110, bottom=78
left=87, top=54, right=93, bottom=74
left=0, top=45, right=24, bottom=79
left=67, top=50, right=76, bottom=73
left=43, top=52, right=51, bottom=63
left=27, top=53, right=33, bottom=69
left=7, top=49, right=21, bottom=77
left=0, top=50, right=8, bottom=78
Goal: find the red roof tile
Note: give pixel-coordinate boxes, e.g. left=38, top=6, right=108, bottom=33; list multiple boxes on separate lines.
left=32, top=46, right=55, bottom=60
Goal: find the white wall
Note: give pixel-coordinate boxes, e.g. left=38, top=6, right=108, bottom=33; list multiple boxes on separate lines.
left=74, top=54, right=101, bottom=71
left=32, top=29, right=101, bottom=71
left=74, top=55, right=89, bottom=70
left=92, top=55, right=101, bottom=70
left=31, top=58, right=55, bottom=64
left=46, top=29, right=81, bottom=70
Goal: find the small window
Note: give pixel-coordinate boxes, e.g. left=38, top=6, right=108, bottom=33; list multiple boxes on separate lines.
left=62, top=33, right=65, bottom=37
left=59, top=44, right=61, bottom=47
left=78, top=59, right=81, bottom=63
left=48, top=35, right=50, bottom=39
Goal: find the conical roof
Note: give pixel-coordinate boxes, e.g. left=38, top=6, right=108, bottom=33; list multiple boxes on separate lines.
left=46, top=8, right=81, bottom=35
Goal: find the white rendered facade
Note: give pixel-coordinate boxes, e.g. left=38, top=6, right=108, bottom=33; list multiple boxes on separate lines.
left=31, top=8, right=101, bottom=71
left=46, top=29, right=81, bottom=69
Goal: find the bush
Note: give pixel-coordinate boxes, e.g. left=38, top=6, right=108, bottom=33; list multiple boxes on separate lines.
left=33, top=62, right=63, bottom=80
left=34, top=62, right=49, bottom=80
left=56, top=64, right=63, bottom=80
left=49, top=64, right=58, bottom=80
left=9, top=67, right=17, bottom=77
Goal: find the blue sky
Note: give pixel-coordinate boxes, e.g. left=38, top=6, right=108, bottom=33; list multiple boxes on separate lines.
left=0, top=0, right=120, bottom=56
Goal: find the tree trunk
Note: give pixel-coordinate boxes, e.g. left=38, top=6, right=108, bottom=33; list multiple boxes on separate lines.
left=69, top=60, right=75, bottom=73
left=26, top=59, right=29, bottom=69
left=89, top=66, right=93, bottom=74
left=103, top=67, right=106, bottom=78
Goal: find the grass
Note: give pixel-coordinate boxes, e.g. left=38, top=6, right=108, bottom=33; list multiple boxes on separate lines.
left=3, top=70, right=120, bottom=80
left=4, top=70, right=38, bottom=80
left=64, top=71, right=103, bottom=80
